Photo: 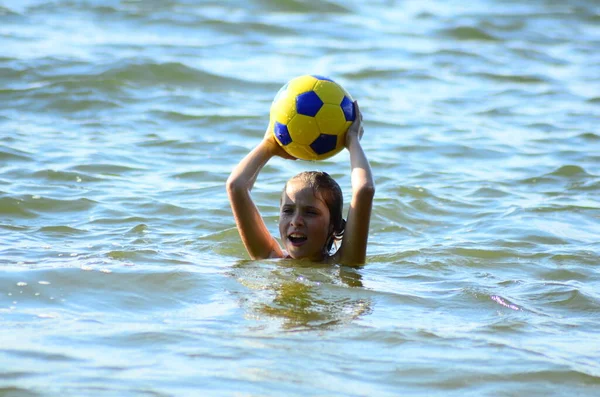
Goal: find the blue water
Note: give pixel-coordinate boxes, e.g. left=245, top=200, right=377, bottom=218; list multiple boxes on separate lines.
left=1, top=0, right=599, bottom=395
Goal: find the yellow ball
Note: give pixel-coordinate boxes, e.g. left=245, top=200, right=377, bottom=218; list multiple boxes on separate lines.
left=269, top=75, right=355, bottom=161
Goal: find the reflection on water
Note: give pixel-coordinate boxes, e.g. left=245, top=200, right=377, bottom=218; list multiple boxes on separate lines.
left=230, top=260, right=371, bottom=330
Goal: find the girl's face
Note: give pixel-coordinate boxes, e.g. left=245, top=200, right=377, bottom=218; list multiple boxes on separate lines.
left=279, top=180, right=332, bottom=261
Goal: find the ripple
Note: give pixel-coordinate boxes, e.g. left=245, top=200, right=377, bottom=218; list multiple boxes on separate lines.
left=127, top=224, right=148, bottom=234
left=519, top=165, right=596, bottom=186
left=87, top=216, right=150, bottom=226
left=467, top=187, right=512, bottom=198
left=438, top=26, right=499, bottom=41
left=343, top=67, right=440, bottom=82
left=472, top=72, right=548, bottom=84
left=32, top=169, right=101, bottom=182
left=527, top=284, right=600, bottom=313
left=0, top=145, right=33, bottom=162
left=540, top=268, right=588, bottom=282
left=2, top=348, right=81, bottom=363
left=451, top=247, right=524, bottom=260
left=0, top=196, right=36, bottom=218
left=70, top=164, right=144, bottom=174
left=37, top=225, right=88, bottom=236
left=41, top=98, right=121, bottom=113
left=575, top=132, right=599, bottom=141
left=253, top=0, right=350, bottom=13
left=548, top=165, right=592, bottom=177
left=97, top=61, right=265, bottom=89
left=20, top=196, right=97, bottom=214
left=0, top=6, right=20, bottom=17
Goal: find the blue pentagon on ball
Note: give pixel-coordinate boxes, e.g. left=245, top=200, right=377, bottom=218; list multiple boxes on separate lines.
left=310, top=134, right=337, bottom=155
left=340, top=96, right=355, bottom=121
left=273, top=122, right=292, bottom=145
left=311, top=75, right=334, bottom=82
left=296, top=91, right=324, bottom=117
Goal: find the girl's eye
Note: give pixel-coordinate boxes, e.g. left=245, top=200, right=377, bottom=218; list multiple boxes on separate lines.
left=282, top=208, right=293, bottom=214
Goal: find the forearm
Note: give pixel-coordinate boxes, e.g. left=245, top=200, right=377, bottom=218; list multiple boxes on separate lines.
left=226, top=141, right=274, bottom=193
left=226, top=140, right=282, bottom=259
left=347, top=135, right=375, bottom=195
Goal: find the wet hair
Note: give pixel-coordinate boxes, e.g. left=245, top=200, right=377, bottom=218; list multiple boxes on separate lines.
left=282, top=171, right=345, bottom=254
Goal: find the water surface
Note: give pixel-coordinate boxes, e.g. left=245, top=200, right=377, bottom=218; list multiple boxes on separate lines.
left=1, top=0, right=599, bottom=395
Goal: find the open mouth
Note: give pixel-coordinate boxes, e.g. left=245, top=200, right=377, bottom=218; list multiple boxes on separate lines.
left=288, top=233, right=307, bottom=246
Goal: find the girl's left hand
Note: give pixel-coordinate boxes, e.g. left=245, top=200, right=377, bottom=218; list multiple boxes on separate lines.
left=345, top=101, right=364, bottom=147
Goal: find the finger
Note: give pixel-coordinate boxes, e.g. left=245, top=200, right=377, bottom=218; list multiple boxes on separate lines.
left=354, top=101, right=363, bottom=123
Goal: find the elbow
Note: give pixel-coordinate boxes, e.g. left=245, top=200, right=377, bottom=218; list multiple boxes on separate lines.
left=226, top=175, right=244, bottom=196
left=356, top=183, right=375, bottom=200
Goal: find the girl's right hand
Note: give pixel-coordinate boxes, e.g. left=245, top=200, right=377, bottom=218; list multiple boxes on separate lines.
left=263, top=127, right=297, bottom=160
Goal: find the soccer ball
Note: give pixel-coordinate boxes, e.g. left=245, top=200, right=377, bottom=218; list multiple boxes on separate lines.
left=269, top=75, right=355, bottom=161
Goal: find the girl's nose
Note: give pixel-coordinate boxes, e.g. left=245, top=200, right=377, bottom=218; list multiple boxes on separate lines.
left=291, top=212, right=304, bottom=226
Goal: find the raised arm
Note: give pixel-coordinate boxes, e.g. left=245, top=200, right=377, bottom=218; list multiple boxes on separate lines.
left=338, top=102, right=375, bottom=265
left=226, top=130, right=294, bottom=259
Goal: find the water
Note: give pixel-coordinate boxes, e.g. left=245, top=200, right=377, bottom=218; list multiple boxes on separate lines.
left=1, top=0, right=599, bottom=395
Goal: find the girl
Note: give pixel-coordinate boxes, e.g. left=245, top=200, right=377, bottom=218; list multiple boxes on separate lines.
left=226, top=102, right=374, bottom=265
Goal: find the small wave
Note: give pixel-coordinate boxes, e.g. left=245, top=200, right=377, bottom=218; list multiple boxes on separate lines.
left=520, top=165, right=594, bottom=185
left=256, top=0, right=350, bottom=13
left=0, top=145, right=33, bottom=162
left=107, top=249, right=159, bottom=260
left=526, top=122, right=562, bottom=132
left=136, top=137, right=196, bottom=149
left=428, top=48, right=482, bottom=59
left=147, top=110, right=204, bottom=123
left=32, top=169, right=100, bottom=183
left=474, top=106, right=516, bottom=117
left=533, top=284, right=600, bottom=312
left=2, top=348, right=81, bottom=363
left=0, top=386, right=38, bottom=397
left=97, top=61, right=262, bottom=90
left=0, top=196, right=36, bottom=218
left=41, top=78, right=131, bottom=95
left=472, top=72, right=548, bottom=84
left=540, top=268, right=587, bottom=282
left=527, top=204, right=599, bottom=214
left=548, top=165, right=591, bottom=177
left=575, top=132, right=599, bottom=141
left=468, top=187, right=512, bottom=198
left=343, top=67, right=439, bottom=82
left=70, top=163, right=145, bottom=174
left=21, top=196, right=97, bottom=214
left=127, top=224, right=148, bottom=234
left=0, top=6, right=20, bottom=17
left=170, top=170, right=213, bottom=180
left=88, top=216, right=150, bottom=226
left=150, top=109, right=260, bottom=123
left=37, top=225, right=88, bottom=236
left=450, top=247, right=520, bottom=260
left=438, top=26, right=499, bottom=41
left=510, top=48, right=568, bottom=65
left=43, top=98, right=121, bottom=113
left=0, top=66, right=31, bottom=84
